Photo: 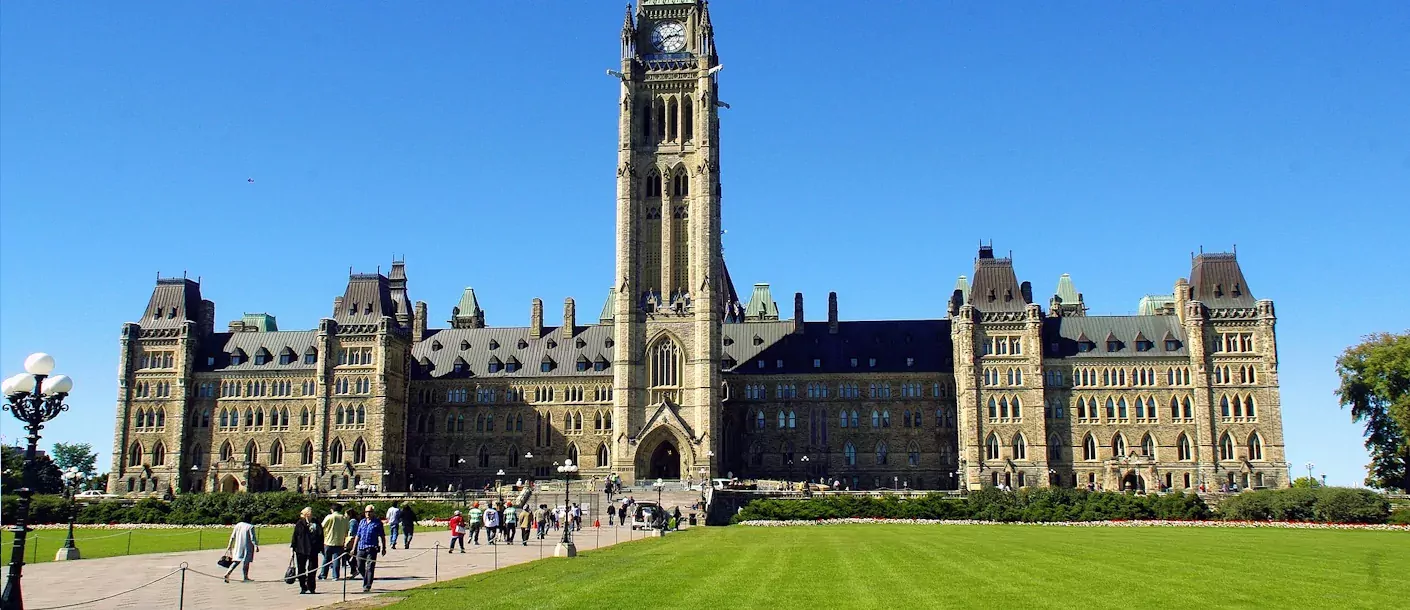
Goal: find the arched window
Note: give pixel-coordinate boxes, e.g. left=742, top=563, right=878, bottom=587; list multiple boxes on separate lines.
left=1117, top=397, right=1128, bottom=419
left=1218, top=432, right=1234, bottom=460
left=1011, top=434, right=1026, bottom=460
left=787, top=410, right=796, bottom=429
left=567, top=443, right=580, bottom=466
left=999, top=397, right=1009, bottom=418
left=1135, top=397, right=1146, bottom=419
left=881, top=410, right=890, bottom=427
left=1083, top=435, right=1097, bottom=461
left=1247, top=432, right=1263, bottom=460
left=907, top=442, right=920, bottom=467
left=1111, top=434, right=1126, bottom=458
left=987, top=397, right=997, bottom=418
left=1177, top=434, right=1192, bottom=461
left=155, top=408, right=166, bottom=428
left=219, top=408, right=229, bottom=428
left=1140, top=433, right=1155, bottom=459
left=849, top=410, right=859, bottom=428
left=648, top=338, right=682, bottom=403
left=1233, top=395, right=1243, bottom=417
left=756, top=410, right=766, bottom=430
left=844, top=442, right=857, bottom=466
left=219, top=441, right=234, bottom=462
left=301, top=441, right=315, bottom=465
left=597, top=443, right=610, bottom=468
left=667, top=97, right=678, bottom=141
left=1048, top=434, right=1063, bottom=461
left=189, top=444, right=203, bottom=468
left=269, top=441, right=284, bottom=465
left=1182, top=396, right=1193, bottom=419
left=871, top=410, right=880, bottom=428
left=985, top=434, right=1000, bottom=460
left=777, top=411, right=786, bottom=429
left=1170, top=396, right=1180, bottom=419
left=330, top=438, right=344, bottom=464
left=301, top=407, right=310, bottom=427
left=244, top=440, right=258, bottom=465
left=1220, top=395, right=1230, bottom=417
left=151, top=441, right=166, bottom=466
left=1105, top=398, right=1116, bottom=419
left=874, top=441, right=888, bottom=465
left=682, top=94, right=694, bottom=141
left=646, top=170, right=662, bottom=197
left=1246, top=395, right=1257, bottom=418
left=356, top=405, right=366, bottom=425
left=352, top=438, right=367, bottom=464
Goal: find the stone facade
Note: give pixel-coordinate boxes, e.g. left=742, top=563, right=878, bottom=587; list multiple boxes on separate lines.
left=107, top=1, right=1288, bottom=495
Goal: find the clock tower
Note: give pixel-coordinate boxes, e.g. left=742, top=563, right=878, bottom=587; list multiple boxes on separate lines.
left=611, top=0, right=724, bottom=483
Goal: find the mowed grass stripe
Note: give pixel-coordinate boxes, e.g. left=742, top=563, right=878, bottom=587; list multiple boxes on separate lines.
left=384, top=525, right=1408, bottom=610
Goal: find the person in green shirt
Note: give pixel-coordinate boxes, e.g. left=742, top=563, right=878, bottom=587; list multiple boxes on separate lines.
left=467, top=502, right=485, bottom=545
left=319, top=503, right=350, bottom=580
left=503, top=502, right=518, bottom=543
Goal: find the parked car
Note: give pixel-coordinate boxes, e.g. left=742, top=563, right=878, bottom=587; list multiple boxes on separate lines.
left=630, top=501, right=663, bottom=530
left=76, top=490, right=113, bottom=498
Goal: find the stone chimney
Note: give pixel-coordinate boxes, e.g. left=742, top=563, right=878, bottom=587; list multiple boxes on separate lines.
left=333, top=296, right=344, bottom=318
left=793, top=293, right=804, bottom=335
left=530, top=298, right=544, bottom=339
left=827, top=291, right=839, bottom=334
left=413, top=301, right=428, bottom=343
left=563, top=297, right=576, bottom=339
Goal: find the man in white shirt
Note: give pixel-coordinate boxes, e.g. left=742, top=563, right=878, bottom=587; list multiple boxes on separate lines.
left=386, top=502, right=402, bottom=548
left=483, top=504, right=501, bottom=545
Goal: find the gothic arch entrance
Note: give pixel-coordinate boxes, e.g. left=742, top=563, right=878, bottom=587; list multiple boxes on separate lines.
left=1122, top=470, right=1145, bottom=493
left=219, top=474, right=240, bottom=493
left=649, top=440, right=681, bottom=480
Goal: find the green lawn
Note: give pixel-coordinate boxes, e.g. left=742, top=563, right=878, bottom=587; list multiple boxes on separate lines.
left=0, top=526, right=291, bottom=564
left=380, top=524, right=1408, bottom=609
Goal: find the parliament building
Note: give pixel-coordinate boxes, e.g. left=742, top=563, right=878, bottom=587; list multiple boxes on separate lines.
left=108, top=0, right=1289, bottom=495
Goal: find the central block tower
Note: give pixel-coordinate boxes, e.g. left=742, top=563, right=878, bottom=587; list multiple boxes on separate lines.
left=611, top=0, right=723, bottom=483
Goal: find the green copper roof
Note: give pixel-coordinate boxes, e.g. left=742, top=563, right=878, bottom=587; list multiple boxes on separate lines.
left=744, top=283, right=779, bottom=321
left=1137, top=294, right=1176, bottom=316
left=953, top=275, right=970, bottom=304
left=452, top=288, right=480, bottom=318
left=599, top=287, right=616, bottom=323
left=1055, top=274, right=1080, bottom=304
left=241, top=313, right=277, bottom=332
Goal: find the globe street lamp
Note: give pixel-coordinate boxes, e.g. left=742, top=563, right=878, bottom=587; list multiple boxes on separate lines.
left=496, top=469, right=506, bottom=503
left=800, top=456, right=811, bottom=495
left=554, top=459, right=579, bottom=557
left=3, top=352, right=75, bottom=609
left=56, top=467, right=83, bottom=561
left=1304, top=462, right=1314, bottom=485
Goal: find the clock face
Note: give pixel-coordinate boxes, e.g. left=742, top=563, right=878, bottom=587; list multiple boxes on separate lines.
left=651, top=21, right=686, bottom=52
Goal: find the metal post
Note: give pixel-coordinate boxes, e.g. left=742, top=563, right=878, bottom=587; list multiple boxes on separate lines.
left=434, top=542, right=439, bottom=583
left=126, top=531, right=132, bottom=556
left=197, top=530, right=202, bottom=551
left=177, top=563, right=187, bottom=610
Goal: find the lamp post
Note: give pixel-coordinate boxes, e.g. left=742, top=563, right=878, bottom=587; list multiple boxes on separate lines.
left=3, top=352, right=75, bottom=610
left=56, top=467, right=82, bottom=561
left=554, top=459, right=579, bottom=557
left=1304, top=461, right=1314, bottom=486
left=800, top=456, right=810, bottom=495
left=496, top=469, right=506, bottom=503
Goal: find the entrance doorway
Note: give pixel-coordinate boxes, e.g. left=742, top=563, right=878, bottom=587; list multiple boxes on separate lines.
left=219, top=474, right=240, bottom=493
left=1122, top=471, right=1145, bottom=493
left=649, top=440, right=680, bottom=479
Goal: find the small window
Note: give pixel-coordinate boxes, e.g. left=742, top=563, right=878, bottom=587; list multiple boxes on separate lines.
left=775, top=359, right=783, bottom=369
left=1106, top=341, right=1120, bottom=352
left=1135, top=340, right=1154, bottom=352
left=1077, top=341, right=1094, bottom=353
left=906, top=357, right=915, bottom=367
left=868, top=358, right=877, bottom=368
left=813, top=359, right=821, bottom=369
left=1164, top=340, right=1179, bottom=351
left=849, top=358, right=858, bottom=368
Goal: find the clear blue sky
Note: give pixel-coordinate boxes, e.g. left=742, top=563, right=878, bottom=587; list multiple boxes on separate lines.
left=2, top=2, right=1406, bottom=486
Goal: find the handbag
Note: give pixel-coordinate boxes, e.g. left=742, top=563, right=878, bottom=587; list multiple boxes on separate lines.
left=283, top=555, right=297, bottom=585
left=217, top=555, right=233, bottom=568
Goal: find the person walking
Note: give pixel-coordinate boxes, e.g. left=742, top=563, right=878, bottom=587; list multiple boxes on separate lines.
left=519, top=507, right=532, bottom=545
left=503, top=502, right=519, bottom=544
left=607, top=503, right=616, bottom=526
left=222, top=517, right=259, bottom=583
left=319, top=503, right=349, bottom=581
left=291, top=507, right=321, bottom=594
left=468, top=502, right=484, bottom=545
left=483, top=503, right=500, bottom=545
left=533, top=504, right=549, bottom=539
left=571, top=503, right=582, bottom=530
left=447, top=510, right=466, bottom=553
left=344, top=508, right=362, bottom=579
left=398, top=503, right=417, bottom=549
left=386, top=502, right=402, bottom=549
left=353, top=504, right=387, bottom=594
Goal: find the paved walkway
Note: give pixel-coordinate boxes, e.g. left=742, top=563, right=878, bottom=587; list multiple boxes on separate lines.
left=10, top=523, right=664, bottom=609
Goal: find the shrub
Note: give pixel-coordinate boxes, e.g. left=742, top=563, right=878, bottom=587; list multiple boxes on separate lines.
left=1219, top=488, right=1390, bottom=524
left=1312, top=488, right=1389, bottom=524
left=1388, top=507, right=1410, bottom=526
left=1219, top=490, right=1274, bottom=521
left=1149, top=491, right=1211, bottom=520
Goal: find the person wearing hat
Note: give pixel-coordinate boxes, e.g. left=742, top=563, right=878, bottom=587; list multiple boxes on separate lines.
left=447, top=510, right=466, bottom=553
left=353, top=504, right=387, bottom=594
left=483, top=502, right=501, bottom=545
left=467, top=502, right=484, bottom=545
left=502, top=501, right=518, bottom=544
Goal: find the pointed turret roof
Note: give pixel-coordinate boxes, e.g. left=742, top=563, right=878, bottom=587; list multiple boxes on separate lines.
left=1189, top=252, right=1256, bottom=309
left=1055, top=274, right=1080, bottom=304
left=450, top=287, right=485, bottom=329
left=744, top=283, right=779, bottom=321
left=599, top=287, right=616, bottom=323
left=953, top=275, right=970, bottom=304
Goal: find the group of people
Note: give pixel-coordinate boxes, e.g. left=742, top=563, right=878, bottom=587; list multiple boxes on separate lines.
left=447, top=500, right=531, bottom=550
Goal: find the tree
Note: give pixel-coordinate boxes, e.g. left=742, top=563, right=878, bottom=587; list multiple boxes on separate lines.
left=1, top=446, right=64, bottom=494
left=1, top=446, right=21, bottom=491
left=1290, top=476, right=1323, bottom=489
left=52, top=442, right=98, bottom=477
left=1335, top=332, right=1410, bottom=492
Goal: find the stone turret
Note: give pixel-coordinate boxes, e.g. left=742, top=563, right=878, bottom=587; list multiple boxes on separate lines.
left=530, top=298, right=544, bottom=339
left=563, top=297, right=576, bottom=338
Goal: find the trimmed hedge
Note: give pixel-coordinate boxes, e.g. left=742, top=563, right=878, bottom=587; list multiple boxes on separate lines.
left=1389, top=508, right=1410, bottom=526
left=4, top=493, right=462, bottom=526
left=733, top=488, right=1211, bottom=524
left=1217, top=487, right=1390, bottom=524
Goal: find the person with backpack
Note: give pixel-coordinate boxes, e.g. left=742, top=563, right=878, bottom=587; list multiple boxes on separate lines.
left=397, top=503, right=417, bottom=549
left=483, top=503, right=500, bottom=545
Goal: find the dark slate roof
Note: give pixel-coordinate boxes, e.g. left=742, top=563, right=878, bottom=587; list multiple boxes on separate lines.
left=1044, top=316, right=1187, bottom=359
left=723, top=320, right=953, bottom=375
left=412, top=325, right=615, bottom=380
left=140, top=278, right=203, bottom=329
left=197, top=331, right=319, bottom=372
left=1189, top=252, right=1256, bottom=309
left=335, top=274, right=396, bottom=325
left=967, top=248, right=1029, bottom=313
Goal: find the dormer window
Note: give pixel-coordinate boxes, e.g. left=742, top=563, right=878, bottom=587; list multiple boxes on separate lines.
left=1214, top=283, right=1224, bottom=298
left=1165, top=340, right=1179, bottom=351
left=813, top=359, right=822, bottom=369
left=349, top=303, right=358, bottom=315
left=540, top=357, right=555, bottom=373
left=364, top=303, right=373, bottom=314
left=906, top=357, right=915, bottom=367
left=723, top=337, right=734, bottom=346
left=489, top=340, right=499, bottom=350
left=775, top=360, right=783, bottom=369
left=757, top=360, right=766, bottom=369
left=752, top=335, right=763, bottom=346
left=168, top=309, right=177, bottom=319
left=721, top=357, right=736, bottom=369
left=505, top=358, right=521, bottom=373
left=1135, top=341, right=1154, bottom=352
left=304, top=348, right=318, bottom=364
left=575, top=338, right=586, bottom=349
left=279, top=348, right=297, bottom=365
left=460, top=340, right=470, bottom=350
left=1106, top=341, right=1121, bottom=352
left=253, top=349, right=272, bottom=365
left=230, top=350, right=246, bottom=365
left=594, top=357, right=609, bottom=372
left=1232, top=283, right=1242, bottom=297
left=1004, top=289, right=1013, bottom=302
left=605, top=339, right=614, bottom=348
left=517, top=339, right=529, bottom=349
left=488, top=357, right=503, bottom=373
left=1077, top=342, right=1095, bottom=353
left=546, top=339, right=558, bottom=350
left=576, top=356, right=590, bottom=372
left=850, top=358, right=859, bottom=368
left=987, top=289, right=996, bottom=302
left=868, top=358, right=877, bottom=368
left=452, top=357, right=468, bottom=373
left=431, top=341, right=443, bottom=351
left=153, top=308, right=163, bottom=319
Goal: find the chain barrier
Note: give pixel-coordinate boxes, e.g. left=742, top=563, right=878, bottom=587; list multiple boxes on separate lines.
left=29, top=567, right=182, bottom=610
